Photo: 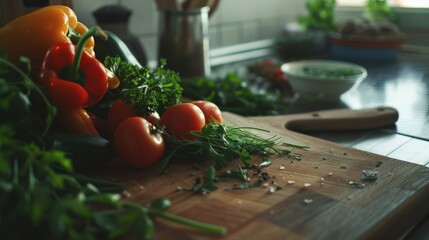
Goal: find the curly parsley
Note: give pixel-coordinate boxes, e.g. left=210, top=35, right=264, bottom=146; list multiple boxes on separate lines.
left=104, top=57, right=183, bottom=116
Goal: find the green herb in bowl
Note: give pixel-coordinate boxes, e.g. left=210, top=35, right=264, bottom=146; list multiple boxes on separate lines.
left=281, top=60, right=368, bottom=101
left=301, top=66, right=363, bottom=78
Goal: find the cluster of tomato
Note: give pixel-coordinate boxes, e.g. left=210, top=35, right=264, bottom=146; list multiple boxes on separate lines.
left=107, top=100, right=223, bottom=169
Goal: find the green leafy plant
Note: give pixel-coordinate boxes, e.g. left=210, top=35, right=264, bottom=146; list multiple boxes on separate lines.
left=181, top=73, right=290, bottom=116
left=90, top=57, right=183, bottom=118
left=364, top=0, right=394, bottom=22
left=297, top=0, right=337, bottom=30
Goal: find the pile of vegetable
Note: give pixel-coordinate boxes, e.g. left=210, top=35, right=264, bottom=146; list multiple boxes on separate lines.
left=247, top=59, right=294, bottom=97
left=0, top=5, right=306, bottom=239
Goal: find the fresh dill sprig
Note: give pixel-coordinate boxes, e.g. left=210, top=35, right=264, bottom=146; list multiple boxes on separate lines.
left=157, top=123, right=306, bottom=172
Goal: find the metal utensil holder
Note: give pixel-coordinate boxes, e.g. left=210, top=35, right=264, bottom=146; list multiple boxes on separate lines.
left=158, top=7, right=210, bottom=78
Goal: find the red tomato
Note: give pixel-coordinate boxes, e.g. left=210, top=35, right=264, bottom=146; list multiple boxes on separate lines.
left=191, top=100, right=223, bottom=124
left=160, top=103, right=205, bottom=140
left=107, top=99, right=137, bottom=135
left=114, top=117, right=165, bottom=168
left=107, top=99, right=162, bottom=136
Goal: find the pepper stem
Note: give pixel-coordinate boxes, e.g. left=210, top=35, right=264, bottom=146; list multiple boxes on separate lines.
left=68, top=26, right=107, bottom=81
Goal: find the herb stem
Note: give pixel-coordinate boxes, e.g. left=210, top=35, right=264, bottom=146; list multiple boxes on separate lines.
left=149, top=210, right=228, bottom=236
left=282, top=142, right=310, bottom=149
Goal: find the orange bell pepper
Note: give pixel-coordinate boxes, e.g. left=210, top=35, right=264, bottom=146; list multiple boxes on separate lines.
left=0, top=5, right=94, bottom=73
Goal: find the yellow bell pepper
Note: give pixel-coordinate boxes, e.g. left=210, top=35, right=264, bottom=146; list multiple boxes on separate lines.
left=0, top=5, right=94, bottom=73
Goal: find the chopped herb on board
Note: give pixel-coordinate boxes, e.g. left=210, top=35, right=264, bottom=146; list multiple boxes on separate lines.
left=158, top=123, right=307, bottom=172
left=192, top=165, right=218, bottom=194
left=219, top=165, right=248, bottom=182
left=233, top=182, right=262, bottom=190
left=351, top=182, right=366, bottom=189
left=191, top=163, right=285, bottom=193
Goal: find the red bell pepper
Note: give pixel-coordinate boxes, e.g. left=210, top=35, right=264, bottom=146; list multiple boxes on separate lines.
left=37, top=26, right=108, bottom=110
left=37, top=26, right=109, bottom=136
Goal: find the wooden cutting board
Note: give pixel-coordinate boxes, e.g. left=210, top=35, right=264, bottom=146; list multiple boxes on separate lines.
left=98, top=107, right=429, bottom=239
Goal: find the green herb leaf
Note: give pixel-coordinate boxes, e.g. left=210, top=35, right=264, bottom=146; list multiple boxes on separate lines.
left=193, top=165, right=218, bottom=193
left=220, top=165, right=248, bottom=182
left=181, top=73, right=289, bottom=116
left=159, top=123, right=291, bottom=171
left=103, top=56, right=183, bottom=117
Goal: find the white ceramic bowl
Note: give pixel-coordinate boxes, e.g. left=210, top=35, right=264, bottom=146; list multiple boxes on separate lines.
left=281, top=60, right=367, bottom=101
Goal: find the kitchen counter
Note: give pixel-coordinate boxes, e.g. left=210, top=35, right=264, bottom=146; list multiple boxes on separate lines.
left=211, top=46, right=429, bottom=239
left=88, top=46, right=429, bottom=239
left=313, top=52, right=429, bottom=239
left=211, top=44, right=429, bottom=165
left=284, top=52, right=429, bottom=166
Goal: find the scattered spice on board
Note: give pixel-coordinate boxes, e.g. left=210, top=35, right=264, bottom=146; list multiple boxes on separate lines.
left=259, top=160, right=272, bottom=168
left=362, top=170, right=378, bottom=181
left=268, top=185, right=282, bottom=194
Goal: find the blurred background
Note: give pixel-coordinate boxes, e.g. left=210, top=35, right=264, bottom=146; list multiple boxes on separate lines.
left=1, top=0, right=428, bottom=64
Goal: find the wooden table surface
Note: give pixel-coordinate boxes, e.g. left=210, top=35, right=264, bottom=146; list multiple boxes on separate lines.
left=288, top=52, right=429, bottom=167
left=212, top=50, right=429, bottom=239
left=312, top=52, right=429, bottom=239
left=288, top=52, right=429, bottom=239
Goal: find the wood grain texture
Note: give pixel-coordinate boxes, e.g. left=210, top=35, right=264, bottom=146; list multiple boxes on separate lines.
left=96, top=109, right=429, bottom=239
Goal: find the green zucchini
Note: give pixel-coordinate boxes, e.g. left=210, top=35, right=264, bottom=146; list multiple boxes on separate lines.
left=46, top=133, right=115, bottom=172
left=94, top=30, right=144, bottom=67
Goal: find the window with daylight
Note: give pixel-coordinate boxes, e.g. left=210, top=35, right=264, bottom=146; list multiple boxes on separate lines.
left=337, top=0, right=429, bottom=8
